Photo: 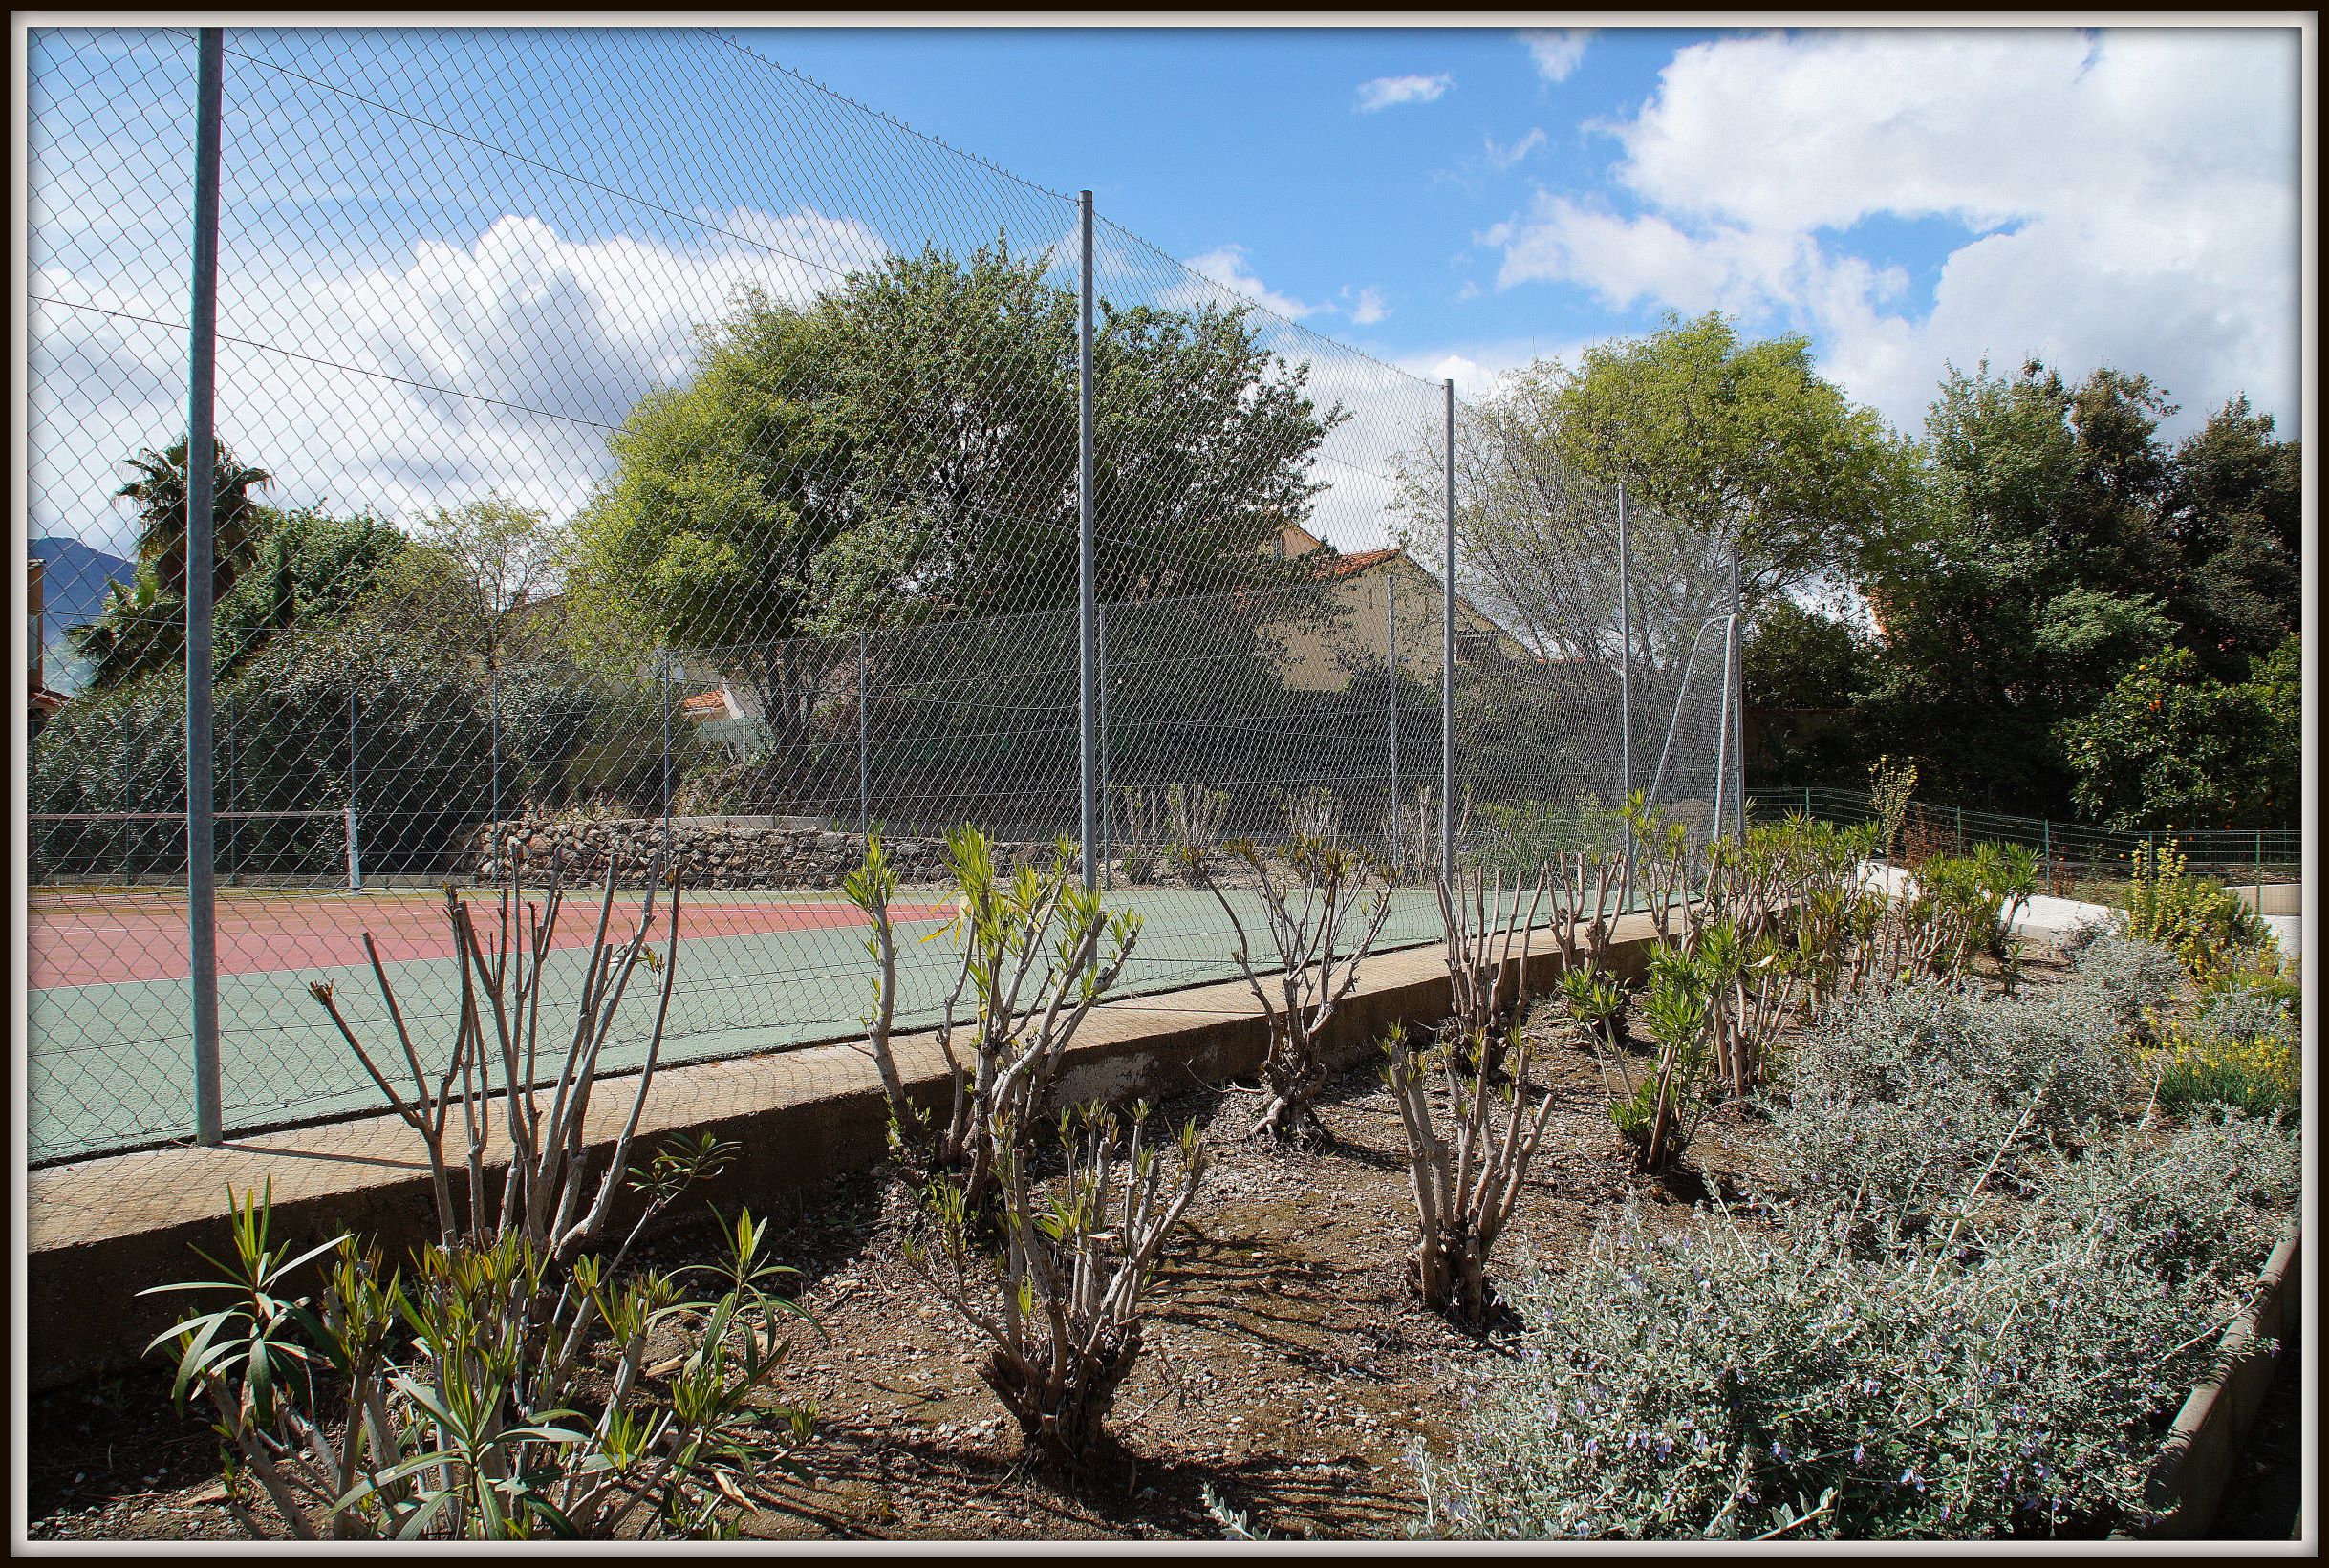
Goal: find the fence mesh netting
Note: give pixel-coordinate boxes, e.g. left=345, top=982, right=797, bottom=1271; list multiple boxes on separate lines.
left=28, top=27, right=1738, bottom=1163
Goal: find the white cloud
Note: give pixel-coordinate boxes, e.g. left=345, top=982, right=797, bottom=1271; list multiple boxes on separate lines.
left=30, top=207, right=891, bottom=549
left=1356, top=73, right=1453, bottom=112
left=1484, top=127, right=1549, bottom=170
left=1348, top=285, right=1391, bottom=326
left=1520, top=30, right=1592, bottom=84
left=1184, top=244, right=1328, bottom=320
left=1482, top=28, right=2300, bottom=435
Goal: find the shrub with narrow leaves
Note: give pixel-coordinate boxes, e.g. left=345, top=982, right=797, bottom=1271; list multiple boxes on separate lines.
left=904, top=1101, right=1208, bottom=1473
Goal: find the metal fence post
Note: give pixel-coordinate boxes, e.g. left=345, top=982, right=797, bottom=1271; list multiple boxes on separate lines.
left=488, top=658, right=502, bottom=848
left=1077, top=189, right=1098, bottom=891
left=1616, top=483, right=1633, bottom=904
left=184, top=25, right=225, bottom=1146
left=119, top=706, right=134, bottom=883
left=1729, top=548, right=1745, bottom=842
left=857, top=629, right=871, bottom=839
left=1386, top=566, right=1400, bottom=874
left=1440, top=377, right=1456, bottom=886
left=1098, top=601, right=1111, bottom=890
left=659, top=653, right=676, bottom=861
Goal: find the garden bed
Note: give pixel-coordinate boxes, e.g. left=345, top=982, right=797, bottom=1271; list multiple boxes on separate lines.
left=25, top=938, right=2297, bottom=1542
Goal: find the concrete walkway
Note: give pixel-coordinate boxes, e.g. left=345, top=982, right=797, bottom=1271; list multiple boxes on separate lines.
left=1860, top=863, right=2303, bottom=956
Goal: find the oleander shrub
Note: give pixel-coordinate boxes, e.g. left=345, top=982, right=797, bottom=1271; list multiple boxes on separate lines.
left=1418, top=1115, right=2298, bottom=1540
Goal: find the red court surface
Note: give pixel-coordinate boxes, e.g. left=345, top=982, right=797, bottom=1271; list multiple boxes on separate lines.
left=29, top=891, right=954, bottom=990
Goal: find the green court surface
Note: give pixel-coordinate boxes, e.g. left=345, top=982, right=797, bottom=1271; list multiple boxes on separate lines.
left=29, top=885, right=1465, bottom=1166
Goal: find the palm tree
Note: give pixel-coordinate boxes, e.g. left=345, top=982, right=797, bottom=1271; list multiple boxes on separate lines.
left=64, top=440, right=274, bottom=692
left=114, top=437, right=274, bottom=602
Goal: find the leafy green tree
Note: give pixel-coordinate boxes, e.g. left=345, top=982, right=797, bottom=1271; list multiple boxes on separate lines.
left=1852, top=361, right=2191, bottom=811
left=2158, top=396, right=2302, bottom=678
left=2059, top=635, right=2300, bottom=830
left=567, top=238, right=1341, bottom=655
left=1536, top=311, right=1916, bottom=604
left=1743, top=599, right=1875, bottom=710
left=213, top=506, right=411, bottom=671
left=1397, top=313, right=1912, bottom=691
left=115, top=436, right=275, bottom=601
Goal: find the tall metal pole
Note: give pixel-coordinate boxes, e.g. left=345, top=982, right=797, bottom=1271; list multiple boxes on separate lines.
left=1097, top=603, right=1111, bottom=889
left=1711, top=574, right=1736, bottom=849
left=659, top=655, right=675, bottom=861
left=1077, top=190, right=1098, bottom=891
left=1440, top=378, right=1456, bottom=886
left=1729, top=548, right=1745, bottom=841
left=857, top=629, right=871, bottom=839
left=184, top=27, right=225, bottom=1145
left=1616, top=483, right=1634, bottom=906
left=1385, top=568, right=1400, bottom=874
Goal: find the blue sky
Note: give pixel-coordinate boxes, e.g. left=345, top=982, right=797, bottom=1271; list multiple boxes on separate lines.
left=730, top=27, right=1723, bottom=362
left=27, top=23, right=2306, bottom=560
left=733, top=24, right=2303, bottom=434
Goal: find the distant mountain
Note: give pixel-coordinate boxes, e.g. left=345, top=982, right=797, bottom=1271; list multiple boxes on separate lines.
left=31, top=537, right=130, bottom=698
left=30, top=536, right=131, bottom=649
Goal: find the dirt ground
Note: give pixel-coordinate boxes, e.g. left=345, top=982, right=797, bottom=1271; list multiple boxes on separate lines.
left=20, top=943, right=2293, bottom=1542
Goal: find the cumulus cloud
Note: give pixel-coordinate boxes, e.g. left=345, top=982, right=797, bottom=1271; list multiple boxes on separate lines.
left=1348, top=285, right=1391, bottom=326
left=1184, top=244, right=1330, bottom=320
left=1520, top=30, right=1591, bottom=83
left=1484, top=127, right=1549, bottom=171
left=1357, top=73, right=1453, bottom=112
left=1481, top=28, right=2300, bottom=434
left=30, top=206, right=890, bottom=550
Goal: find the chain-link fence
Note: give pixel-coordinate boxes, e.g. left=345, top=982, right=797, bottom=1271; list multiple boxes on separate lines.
left=1752, top=785, right=2303, bottom=892
left=26, top=25, right=1740, bottom=1165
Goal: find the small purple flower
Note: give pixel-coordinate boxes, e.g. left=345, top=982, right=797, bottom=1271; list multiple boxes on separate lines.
left=1853, top=1444, right=1866, bottom=1465
left=1772, top=1440, right=1790, bottom=1461
left=1584, top=1437, right=1600, bottom=1456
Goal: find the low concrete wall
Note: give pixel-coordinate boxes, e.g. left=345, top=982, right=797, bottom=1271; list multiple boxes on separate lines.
left=2134, top=1225, right=2304, bottom=1538
left=2228, top=882, right=2303, bottom=918
left=26, top=913, right=1663, bottom=1394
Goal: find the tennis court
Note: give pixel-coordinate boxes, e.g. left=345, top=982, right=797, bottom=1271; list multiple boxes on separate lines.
left=27, top=881, right=1451, bottom=1166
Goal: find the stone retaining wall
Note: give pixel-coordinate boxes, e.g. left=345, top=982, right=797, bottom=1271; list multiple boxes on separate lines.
left=473, top=815, right=1048, bottom=890
left=472, top=814, right=1280, bottom=890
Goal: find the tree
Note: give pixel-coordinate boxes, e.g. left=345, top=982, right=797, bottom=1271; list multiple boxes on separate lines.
left=1851, top=360, right=2191, bottom=811
left=1395, top=315, right=1913, bottom=685
left=213, top=506, right=411, bottom=672
left=1743, top=598, right=1875, bottom=710
left=567, top=237, right=1342, bottom=655
left=1536, top=311, right=1915, bottom=606
left=2059, top=635, right=2300, bottom=830
left=69, top=437, right=277, bottom=690
left=115, top=436, right=275, bottom=601
left=2158, top=396, right=2302, bottom=678
left=377, top=493, right=568, bottom=669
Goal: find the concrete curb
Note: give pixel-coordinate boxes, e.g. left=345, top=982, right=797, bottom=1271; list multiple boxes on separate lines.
left=28, top=912, right=1666, bottom=1394
left=2133, top=1224, right=2304, bottom=1539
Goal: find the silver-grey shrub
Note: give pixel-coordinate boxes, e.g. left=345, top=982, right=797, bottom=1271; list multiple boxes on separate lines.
left=1767, top=978, right=2137, bottom=1228
left=2194, top=985, right=2296, bottom=1047
left=2063, top=930, right=2184, bottom=1024
left=1418, top=1115, right=2298, bottom=1540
